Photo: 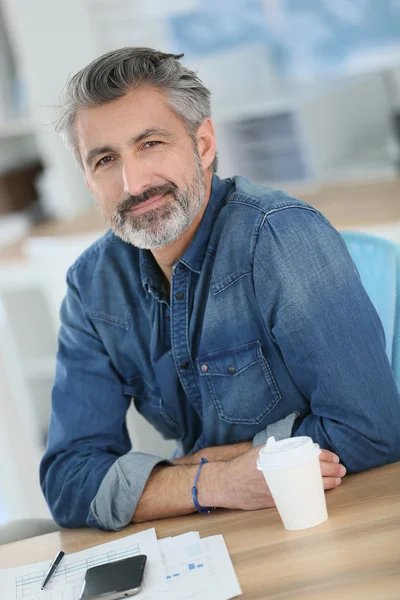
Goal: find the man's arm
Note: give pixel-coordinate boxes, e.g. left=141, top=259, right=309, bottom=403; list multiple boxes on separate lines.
left=40, top=268, right=168, bottom=529
left=132, top=447, right=345, bottom=522
left=253, top=205, right=400, bottom=473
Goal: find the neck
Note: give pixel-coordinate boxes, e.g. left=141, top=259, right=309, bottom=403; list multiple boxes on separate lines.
left=152, top=170, right=213, bottom=283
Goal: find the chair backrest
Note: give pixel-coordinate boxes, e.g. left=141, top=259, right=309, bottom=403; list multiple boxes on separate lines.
left=341, top=231, right=400, bottom=389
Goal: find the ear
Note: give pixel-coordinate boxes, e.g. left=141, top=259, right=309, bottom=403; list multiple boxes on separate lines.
left=196, top=118, right=216, bottom=171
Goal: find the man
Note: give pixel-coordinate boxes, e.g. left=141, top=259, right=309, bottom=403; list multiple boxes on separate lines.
left=40, top=48, right=400, bottom=530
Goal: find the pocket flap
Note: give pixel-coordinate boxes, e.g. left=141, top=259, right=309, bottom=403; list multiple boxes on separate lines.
left=197, top=340, right=262, bottom=376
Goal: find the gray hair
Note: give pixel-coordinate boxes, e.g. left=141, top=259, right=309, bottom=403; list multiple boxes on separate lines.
left=56, top=47, right=217, bottom=172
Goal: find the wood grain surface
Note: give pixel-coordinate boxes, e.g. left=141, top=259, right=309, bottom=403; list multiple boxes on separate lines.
left=1, top=461, right=399, bottom=599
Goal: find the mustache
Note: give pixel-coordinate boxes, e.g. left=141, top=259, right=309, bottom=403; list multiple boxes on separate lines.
left=117, top=183, right=178, bottom=214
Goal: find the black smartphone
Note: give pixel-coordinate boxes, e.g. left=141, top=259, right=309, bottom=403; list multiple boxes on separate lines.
left=79, top=554, right=147, bottom=600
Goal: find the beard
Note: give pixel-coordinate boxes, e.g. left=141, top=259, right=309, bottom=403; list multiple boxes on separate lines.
left=109, top=153, right=206, bottom=250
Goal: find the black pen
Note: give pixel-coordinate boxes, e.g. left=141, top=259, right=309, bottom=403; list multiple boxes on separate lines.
left=41, top=551, right=65, bottom=590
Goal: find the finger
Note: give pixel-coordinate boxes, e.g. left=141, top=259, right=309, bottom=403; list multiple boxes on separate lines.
left=323, top=477, right=342, bottom=490
left=319, top=449, right=340, bottom=463
left=320, top=460, right=347, bottom=478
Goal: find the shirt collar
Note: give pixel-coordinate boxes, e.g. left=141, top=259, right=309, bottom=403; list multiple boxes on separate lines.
left=140, top=174, right=233, bottom=296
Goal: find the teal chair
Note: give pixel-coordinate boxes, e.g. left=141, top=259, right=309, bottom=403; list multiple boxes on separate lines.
left=341, top=231, right=400, bottom=390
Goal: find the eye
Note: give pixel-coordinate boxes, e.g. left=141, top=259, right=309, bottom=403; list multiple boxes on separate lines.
left=142, top=141, right=162, bottom=149
left=96, top=155, right=115, bottom=167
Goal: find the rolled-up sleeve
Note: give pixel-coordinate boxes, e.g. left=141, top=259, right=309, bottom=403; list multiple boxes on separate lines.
left=253, top=205, right=400, bottom=473
left=89, top=452, right=171, bottom=530
left=40, top=267, right=168, bottom=529
left=252, top=412, right=298, bottom=447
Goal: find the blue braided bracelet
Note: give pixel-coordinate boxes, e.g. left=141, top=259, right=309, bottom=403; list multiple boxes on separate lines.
left=191, top=458, right=214, bottom=514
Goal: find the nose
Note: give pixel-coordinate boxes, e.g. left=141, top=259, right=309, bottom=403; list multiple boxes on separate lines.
left=122, top=154, right=152, bottom=197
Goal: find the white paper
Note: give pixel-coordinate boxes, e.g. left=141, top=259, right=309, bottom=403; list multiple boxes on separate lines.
left=0, top=528, right=166, bottom=600
left=159, top=532, right=242, bottom=600
left=0, top=528, right=241, bottom=600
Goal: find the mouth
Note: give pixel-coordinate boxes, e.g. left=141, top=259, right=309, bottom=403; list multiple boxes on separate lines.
left=127, top=193, right=168, bottom=216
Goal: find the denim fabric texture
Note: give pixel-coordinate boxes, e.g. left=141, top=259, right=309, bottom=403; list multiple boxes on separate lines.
left=40, top=174, right=400, bottom=529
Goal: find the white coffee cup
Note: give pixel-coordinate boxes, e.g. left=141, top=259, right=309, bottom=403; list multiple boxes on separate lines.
left=257, top=436, right=328, bottom=531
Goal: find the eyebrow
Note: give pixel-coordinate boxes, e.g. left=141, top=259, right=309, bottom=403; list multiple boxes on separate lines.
left=84, top=127, right=174, bottom=168
left=133, top=127, right=174, bottom=144
left=85, top=145, right=114, bottom=168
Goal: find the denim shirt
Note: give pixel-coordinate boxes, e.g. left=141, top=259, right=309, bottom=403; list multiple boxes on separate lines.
left=40, top=175, right=400, bottom=530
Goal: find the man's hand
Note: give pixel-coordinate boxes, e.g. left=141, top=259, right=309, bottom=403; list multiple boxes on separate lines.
left=213, top=446, right=346, bottom=511
left=319, top=448, right=346, bottom=490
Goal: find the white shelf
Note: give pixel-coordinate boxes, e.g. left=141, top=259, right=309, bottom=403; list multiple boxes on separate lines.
left=0, top=117, right=34, bottom=139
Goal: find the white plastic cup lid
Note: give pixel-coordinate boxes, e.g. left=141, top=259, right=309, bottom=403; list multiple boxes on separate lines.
left=257, top=436, right=321, bottom=470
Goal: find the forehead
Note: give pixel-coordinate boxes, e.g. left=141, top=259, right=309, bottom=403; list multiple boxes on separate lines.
left=75, top=87, right=186, bottom=156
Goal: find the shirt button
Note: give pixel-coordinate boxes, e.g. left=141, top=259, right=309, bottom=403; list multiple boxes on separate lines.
left=180, top=361, right=189, bottom=369
left=201, top=364, right=209, bottom=373
left=228, top=366, right=236, bottom=375
left=178, top=263, right=186, bottom=271
left=175, top=292, right=184, bottom=301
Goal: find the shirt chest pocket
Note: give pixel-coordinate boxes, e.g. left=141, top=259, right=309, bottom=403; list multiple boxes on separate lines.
left=197, top=340, right=281, bottom=425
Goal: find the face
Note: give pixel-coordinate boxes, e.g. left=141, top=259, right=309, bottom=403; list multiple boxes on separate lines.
left=76, top=87, right=214, bottom=250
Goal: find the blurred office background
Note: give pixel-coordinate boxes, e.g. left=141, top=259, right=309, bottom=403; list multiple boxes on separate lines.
left=1, top=0, right=400, bottom=525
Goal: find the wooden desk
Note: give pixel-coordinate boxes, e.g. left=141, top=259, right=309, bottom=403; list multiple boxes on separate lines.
left=1, top=462, right=399, bottom=600
left=297, top=177, right=400, bottom=229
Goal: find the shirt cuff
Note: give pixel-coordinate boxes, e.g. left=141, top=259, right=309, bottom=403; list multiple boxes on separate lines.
left=87, top=451, right=173, bottom=531
left=252, top=412, right=299, bottom=447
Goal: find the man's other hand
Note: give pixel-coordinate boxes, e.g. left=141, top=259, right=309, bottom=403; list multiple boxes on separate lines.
left=217, top=446, right=346, bottom=511
left=319, top=448, right=347, bottom=489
